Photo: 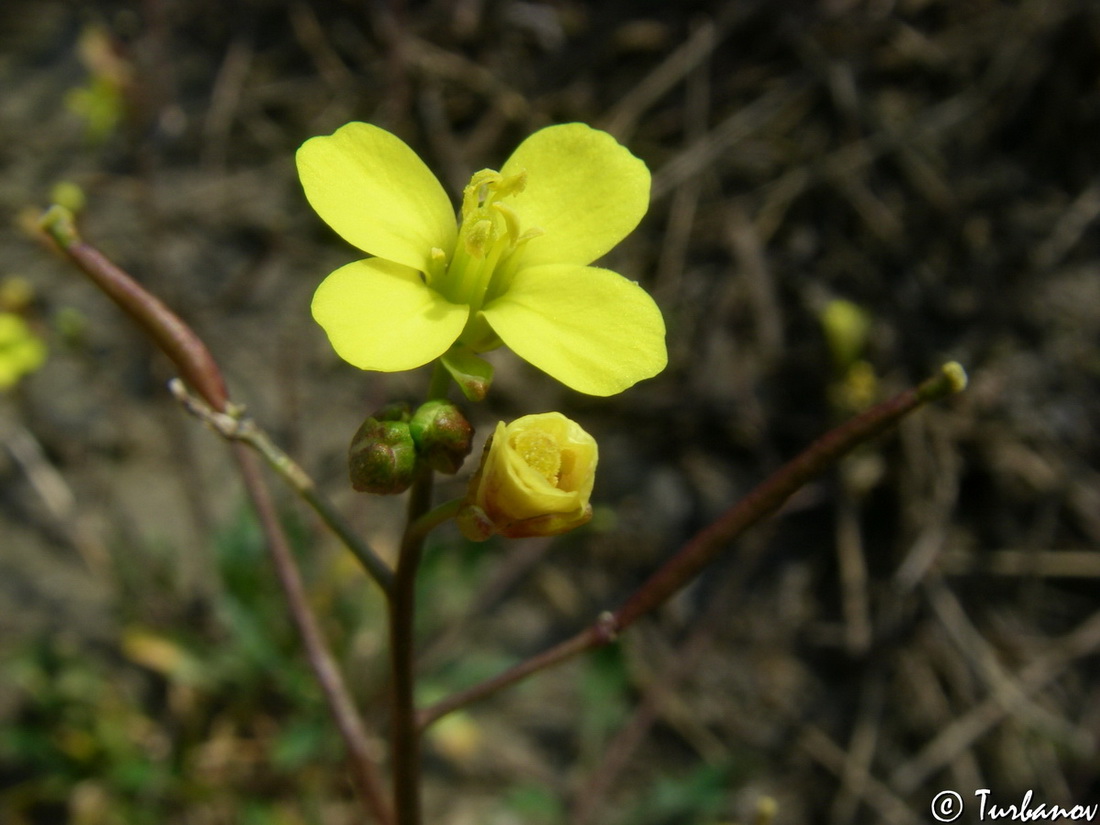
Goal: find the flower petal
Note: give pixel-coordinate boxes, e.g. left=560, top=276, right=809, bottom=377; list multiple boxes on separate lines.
left=482, top=264, right=666, bottom=395
left=312, top=259, right=468, bottom=372
left=500, top=123, right=650, bottom=267
left=297, top=122, right=457, bottom=272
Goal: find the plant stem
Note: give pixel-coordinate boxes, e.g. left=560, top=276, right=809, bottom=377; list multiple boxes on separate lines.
left=39, top=206, right=228, bottom=412
left=41, top=211, right=393, bottom=821
left=612, top=363, right=965, bottom=629
left=405, top=498, right=463, bottom=547
left=388, top=362, right=450, bottom=825
left=169, top=381, right=395, bottom=594
left=45, top=205, right=394, bottom=592
left=234, top=444, right=394, bottom=824
left=389, top=469, right=432, bottom=825
left=418, top=364, right=967, bottom=728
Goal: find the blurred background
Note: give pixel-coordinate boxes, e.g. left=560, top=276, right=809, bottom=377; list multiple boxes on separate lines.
left=2, top=0, right=1099, bottom=823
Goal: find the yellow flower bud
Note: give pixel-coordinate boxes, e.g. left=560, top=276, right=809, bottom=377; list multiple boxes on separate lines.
left=459, top=412, right=597, bottom=540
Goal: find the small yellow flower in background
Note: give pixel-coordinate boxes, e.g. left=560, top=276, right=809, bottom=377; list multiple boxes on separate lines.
left=820, top=298, right=877, bottom=412
left=50, top=181, right=87, bottom=216
left=459, top=412, right=597, bottom=540
left=820, top=298, right=871, bottom=370
left=0, top=312, right=47, bottom=391
left=0, top=276, right=36, bottom=313
left=297, top=122, right=666, bottom=396
left=830, top=359, right=878, bottom=412
left=65, top=26, right=132, bottom=143
left=426, top=710, right=484, bottom=765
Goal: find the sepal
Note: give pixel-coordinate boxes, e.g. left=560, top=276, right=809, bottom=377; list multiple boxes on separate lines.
left=441, top=345, right=494, bottom=402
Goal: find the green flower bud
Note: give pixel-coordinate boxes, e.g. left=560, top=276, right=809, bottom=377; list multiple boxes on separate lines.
left=373, top=401, right=412, bottom=422
left=409, top=399, right=474, bottom=474
left=348, top=417, right=417, bottom=494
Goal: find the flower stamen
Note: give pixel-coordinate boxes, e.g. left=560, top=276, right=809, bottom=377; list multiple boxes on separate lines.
left=443, top=168, right=537, bottom=314
left=512, top=429, right=562, bottom=485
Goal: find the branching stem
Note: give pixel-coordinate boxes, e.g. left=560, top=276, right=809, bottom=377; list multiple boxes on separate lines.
left=42, top=209, right=393, bottom=823
left=418, top=364, right=967, bottom=728
left=169, top=380, right=394, bottom=593
left=233, top=444, right=394, bottom=824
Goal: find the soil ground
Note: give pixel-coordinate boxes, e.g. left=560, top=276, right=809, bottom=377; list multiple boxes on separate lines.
left=2, top=1, right=1099, bottom=824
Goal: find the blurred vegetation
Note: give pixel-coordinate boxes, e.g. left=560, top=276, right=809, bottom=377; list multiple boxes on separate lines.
left=1, top=507, right=354, bottom=824
left=3, top=0, right=1100, bottom=823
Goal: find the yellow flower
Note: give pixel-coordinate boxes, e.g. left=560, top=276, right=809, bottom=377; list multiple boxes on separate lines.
left=820, top=298, right=871, bottom=370
left=459, top=412, right=597, bottom=539
left=297, top=122, right=666, bottom=396
left=0, top=313, right=47, bottom=391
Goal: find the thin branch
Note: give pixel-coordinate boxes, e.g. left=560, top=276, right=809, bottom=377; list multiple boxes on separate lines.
left=41, top=206, right=393, bottom=592
left=404, top=497, right=462, bottom=547
left=41, top=208, right=393, bottom=822
left=170, top=380, right=393, bottom=593
left=419, top=616, right=617, bottom=729
left=233, top=444, right=394, bottom=824
left=419, top=364, right=968, bottom=728
left=40, top=206, right=228, bottom=412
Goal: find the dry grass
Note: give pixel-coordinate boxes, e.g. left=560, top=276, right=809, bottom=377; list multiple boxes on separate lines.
left=2, top=1, right=1099, bottom=823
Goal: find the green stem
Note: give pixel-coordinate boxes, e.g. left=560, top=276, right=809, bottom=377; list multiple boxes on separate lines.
left=236, top=418, right=395, bottom=593
left=169, top=380, right=394, bottom=595
left=405, top=498, right=463, bottom=547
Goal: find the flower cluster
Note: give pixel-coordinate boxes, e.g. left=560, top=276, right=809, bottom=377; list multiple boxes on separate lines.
left=299, top=121, right=666, bottom=537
